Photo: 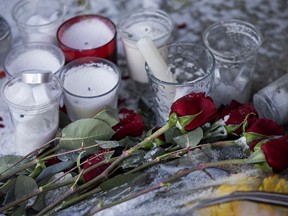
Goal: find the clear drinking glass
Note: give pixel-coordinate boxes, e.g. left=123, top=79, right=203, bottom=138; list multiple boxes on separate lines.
left=1, top=71, right=63, bottom=156
left=60, top=57, right=121, bottom=121
left=146, top=42, right=215, bottom=126
left=118, top=8, right=174, bottom=83
left=253, top=73, right=288, bottom=125
left=203, top=20, right=263, bottom=107
left=12, top=0, right=67, bottom=44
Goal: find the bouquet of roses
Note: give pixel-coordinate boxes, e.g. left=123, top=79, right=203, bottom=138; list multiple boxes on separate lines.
left=0, top=92, right=287, bottom=215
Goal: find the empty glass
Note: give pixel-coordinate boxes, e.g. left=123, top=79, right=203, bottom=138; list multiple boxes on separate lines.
left=203, top=20, right=263, bottom=107
left=12, top=0, right=67, bottom=44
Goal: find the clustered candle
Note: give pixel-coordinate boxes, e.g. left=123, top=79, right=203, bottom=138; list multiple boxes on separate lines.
left=57, top=15, right=117, bottom=63
left=61, top=57, right=121, bottom=121
left=1, top=71, right=62, bottom=156
left=11, top=0, right=67, bottom=44
left=118, top=8, right=174, bottom=83
left=4, top=43, right=65, bottom=77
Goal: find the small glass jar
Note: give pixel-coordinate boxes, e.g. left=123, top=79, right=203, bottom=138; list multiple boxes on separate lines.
left=203, top=20, right=263, bottom=107
left=0, top=16, right=12, bottom=72
left=1, top=71, right=63, bottom=156
left=11, top=0, right=67, bottom=44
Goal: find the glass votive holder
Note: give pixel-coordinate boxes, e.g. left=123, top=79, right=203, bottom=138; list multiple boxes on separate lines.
left=11, top=0, right=67, bottom=44
left=253, top=73, right=288, bottom=125
left=118, top=8, right=174, bottom=83
left=57, top=15, right=117, bottom=64
left=203, top=19, right=263, bottom=107
left=1, top=70, right=63, bottom=156
left=61, top=57, right=121, bottom=121
left=0, top=16, right=12, bottom=71
left=4, top=42, right=65, bottom=77
left=146, top=43, right=215, bottom=126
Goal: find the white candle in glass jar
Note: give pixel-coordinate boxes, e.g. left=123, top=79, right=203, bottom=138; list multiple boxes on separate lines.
left=2, top=73, right=62, bottom=156
left=118, top=9, right=173, bottom=83
left=4, top=43, right=65, bottom=77
left=62, top=61, right=120, bottom=121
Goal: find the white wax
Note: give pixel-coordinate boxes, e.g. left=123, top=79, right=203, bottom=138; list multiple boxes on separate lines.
left=14, top=107, right=59, bottom=155
left=63, top=63, right=119, bottom=120
left=61, top=18, right=114, bottom=50
left=4, top=82, right=35, bottom=106
left=7, top=49, right=62, bottom=75
left=121, top=21, right=171, bottom=83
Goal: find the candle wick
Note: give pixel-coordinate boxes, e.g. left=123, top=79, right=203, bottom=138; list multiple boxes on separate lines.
left=88, top=87, right=91, bottom=91
left=85, top=42, right=89, bottom=45
left=20, top=114, right=24, bottom=118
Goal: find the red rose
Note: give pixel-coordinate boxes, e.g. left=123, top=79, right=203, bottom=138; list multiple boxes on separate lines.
left=261, top=136, right=288, bottom=171
left=170, top=92, right=217, bottom=131
left=111, top=108, right=145, bottom=141
left=82, top=149, right=111, bottom=182
left=247, top=118, right=286, bottom=150
left=218, top=101, right=258, bottom=134
left=246, top=118, right=285, bottom=135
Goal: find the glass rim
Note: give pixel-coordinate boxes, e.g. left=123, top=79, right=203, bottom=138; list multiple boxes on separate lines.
left=202, top=19, right=264, bottom=62
left=1, top=72, right=63, bottom=110
left=11, top=0, right=67, bottom=28
left=57, top=14, right=117, bottom=52
left=61, top=56, right=121, bottom=99
left=117, top=8, right=174, bottom=44
left=146, top=42, right=215, bottom=86
left=4, top=42, right=65, bottom=77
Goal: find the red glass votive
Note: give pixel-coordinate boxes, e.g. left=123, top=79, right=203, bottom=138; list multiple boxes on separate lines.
left=57, top=14, right=117, bottom=64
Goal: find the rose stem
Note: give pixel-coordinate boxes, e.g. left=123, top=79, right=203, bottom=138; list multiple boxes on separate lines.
left=86, top=158, right=251, bottom=215
left=36, top=123, right=172, bottom=215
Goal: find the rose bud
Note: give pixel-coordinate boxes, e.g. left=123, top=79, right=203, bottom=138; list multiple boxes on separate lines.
left=245, top=118, right=286, bottom=150
left=261, top=136, right=288, bottom=171
left=170, top=92, right=217, bottom=131
left=112, top=108, right=145, bottom=140
left=82, top=149, right=111, bottom=182
left=248, top=135, right=288, bottom=171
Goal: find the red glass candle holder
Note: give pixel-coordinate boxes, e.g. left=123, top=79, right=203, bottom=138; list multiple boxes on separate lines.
left=57, top=14, right=117, bottom=64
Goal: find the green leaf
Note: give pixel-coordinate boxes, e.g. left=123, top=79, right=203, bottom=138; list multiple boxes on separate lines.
left=0, top=178, right=16, bottom=195
left=36, top=161, right=75, bottom=183
left=173, top=127, right=203, bottom=148
left=120, top=150, right=146, bottom=169
left=0, top=155, right=24, bottom=174
left=14, top=175, right=38, bottom=206
left=3, top=183, right=15, bottom=205
left=31, top=193, right=45, bottom=212
left=95, top=140, right=122, bottom=149
left=144, top=148, right=166, bottom=162
left=100, top=172, right=147, bottom=191
left=59, top=118, right=115, bottom=149
left=246, top=150, right=267, bottom=164
left=93, top=106, right=119, bottom=127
